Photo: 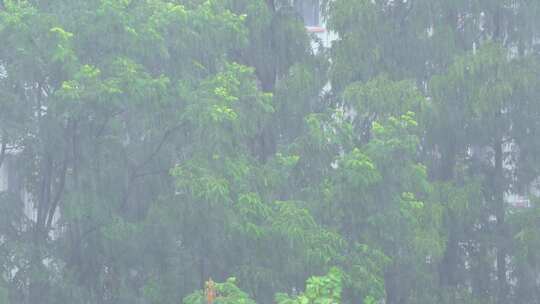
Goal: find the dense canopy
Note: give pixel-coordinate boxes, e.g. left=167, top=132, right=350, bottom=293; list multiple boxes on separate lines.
left=0, top=0, right=540, bottom=303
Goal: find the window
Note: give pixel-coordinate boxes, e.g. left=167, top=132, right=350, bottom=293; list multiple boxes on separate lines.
left=294, top=0, right=320, bottom=27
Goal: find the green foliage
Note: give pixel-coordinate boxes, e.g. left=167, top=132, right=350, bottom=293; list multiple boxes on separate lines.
left=1, top=0, right=540, bottom=304
left=275, top=267, right=343, bottom=304
left=183, top=278, right=256, bottom=304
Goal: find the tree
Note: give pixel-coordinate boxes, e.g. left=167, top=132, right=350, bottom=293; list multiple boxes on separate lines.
left=1, top=0, right=540, bottom=303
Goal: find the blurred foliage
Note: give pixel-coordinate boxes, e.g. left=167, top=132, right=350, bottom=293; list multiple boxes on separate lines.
left=0, top=0, right=539, bottom=304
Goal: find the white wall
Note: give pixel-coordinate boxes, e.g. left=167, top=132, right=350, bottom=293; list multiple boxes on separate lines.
left=308, top=27, right=338, bottom=50
left=0, top=160, right=7, bottom=192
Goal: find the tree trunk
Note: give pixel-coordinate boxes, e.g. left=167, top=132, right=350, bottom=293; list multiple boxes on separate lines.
left=440, top=135, right=457, bottom=181
left=494, top=138, right=508, bottom=304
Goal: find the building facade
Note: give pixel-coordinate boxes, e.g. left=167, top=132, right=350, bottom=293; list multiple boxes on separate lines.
left=294, top=0, right=337, bottom=49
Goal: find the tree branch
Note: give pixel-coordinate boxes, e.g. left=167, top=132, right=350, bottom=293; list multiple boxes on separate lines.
left=133, top=123, right=184, bottom=175
left=46, top=135, right=70, bottom=231
left=120, top=123, right=184, bottom=210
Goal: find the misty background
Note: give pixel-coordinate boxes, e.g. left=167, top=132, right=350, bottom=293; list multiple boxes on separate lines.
left=1, top=0, right=540, bottom=303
